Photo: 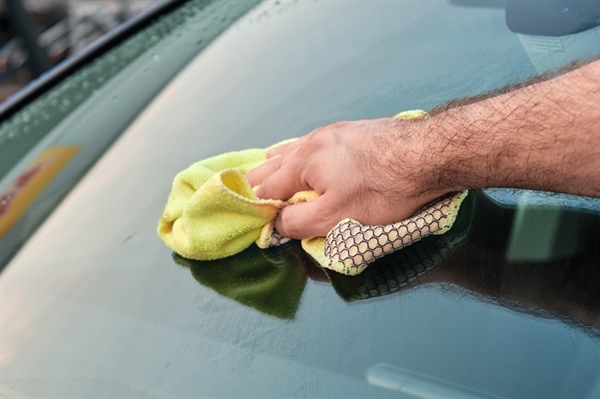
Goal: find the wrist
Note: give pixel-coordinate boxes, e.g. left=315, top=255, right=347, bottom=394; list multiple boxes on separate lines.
left=425, top=101, right=505, bottom=193
left=375, top=116, right=455, bottom=201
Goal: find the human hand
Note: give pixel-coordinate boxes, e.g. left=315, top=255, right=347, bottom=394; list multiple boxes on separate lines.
left=245, top=117, right=448, bottom=239
left=247, top=60, right=600, bottom=241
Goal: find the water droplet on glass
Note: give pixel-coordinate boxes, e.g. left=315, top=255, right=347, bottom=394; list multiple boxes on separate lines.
left=153, top=54, right=160, bottom=62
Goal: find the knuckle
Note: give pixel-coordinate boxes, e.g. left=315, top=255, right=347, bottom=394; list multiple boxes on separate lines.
left=328, top=121, right=349, bottom=130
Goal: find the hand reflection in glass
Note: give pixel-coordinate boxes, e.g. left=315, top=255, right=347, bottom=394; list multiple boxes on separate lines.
left=173, top=191, right=600, bottom=336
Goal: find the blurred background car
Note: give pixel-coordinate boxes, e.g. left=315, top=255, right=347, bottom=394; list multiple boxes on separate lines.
left=0, top=0, right=599, bottom=397
left=0, top=0, right=162, bottom=102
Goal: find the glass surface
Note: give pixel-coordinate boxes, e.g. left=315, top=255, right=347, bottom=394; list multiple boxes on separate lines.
left=1, top=1, right=599, bottom=398
left=0, top=0, right=260, bottom=267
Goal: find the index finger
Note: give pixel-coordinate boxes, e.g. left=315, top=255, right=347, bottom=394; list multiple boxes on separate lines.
left=245, top=156, right=281, bottom=188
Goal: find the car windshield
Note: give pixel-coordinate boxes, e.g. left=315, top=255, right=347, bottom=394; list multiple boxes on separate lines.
left=1, top=1, right=599, bottom=398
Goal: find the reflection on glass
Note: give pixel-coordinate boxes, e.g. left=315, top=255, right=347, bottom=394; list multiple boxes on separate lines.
left=172, top=190, right=599, bottom=337
left=173, top=244, right=310, bottom=320
left=366, top=363, right=501, bottom=399
left=428, top=194, right=600, bottom=338
left=172, top=192, right=476, bottom=318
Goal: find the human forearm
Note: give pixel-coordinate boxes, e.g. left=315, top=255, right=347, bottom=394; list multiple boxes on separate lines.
left=247, top=60, right=600, bottom=239
left=421, top=59, right=600, bottom=196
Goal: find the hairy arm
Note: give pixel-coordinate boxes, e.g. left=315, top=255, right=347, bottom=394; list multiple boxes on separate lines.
left=246, top=59, right=600, bottom=239
left=423, top=59, right=600, bottom=196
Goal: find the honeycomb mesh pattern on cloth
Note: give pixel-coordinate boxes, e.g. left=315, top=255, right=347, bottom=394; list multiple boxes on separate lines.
left=327, top=193, right=461, bottom=270
left=326, top=190, right=475, bottom=300
left=329, top=234, right=454, bottom=301
left=297, top=191, right=467, bottom=276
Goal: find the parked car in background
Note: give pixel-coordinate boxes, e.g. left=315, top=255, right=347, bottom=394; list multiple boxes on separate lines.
left=1, top=0, right=599, bottom=397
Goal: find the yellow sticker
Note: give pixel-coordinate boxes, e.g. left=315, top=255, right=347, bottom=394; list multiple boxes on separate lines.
left=0, top=146, right=79, bottom=237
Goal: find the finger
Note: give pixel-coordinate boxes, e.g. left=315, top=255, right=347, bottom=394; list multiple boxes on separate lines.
left=266, top=140, right=298, bottom=158
left=245, top=156, right=281, bottom=188
left=253, top=164, right=313, bottom=201
left=275, top=199, right=335, bottom=239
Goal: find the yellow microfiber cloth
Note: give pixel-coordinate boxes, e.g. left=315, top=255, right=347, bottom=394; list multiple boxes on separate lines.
left=157, top=110, right=468, bottom=276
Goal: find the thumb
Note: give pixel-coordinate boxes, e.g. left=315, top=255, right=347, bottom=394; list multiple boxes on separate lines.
left=275, top=198, right=338, bottom=239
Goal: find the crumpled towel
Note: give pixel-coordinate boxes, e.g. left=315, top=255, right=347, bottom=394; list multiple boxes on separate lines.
left=157, top=110, right=468, bottom=275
